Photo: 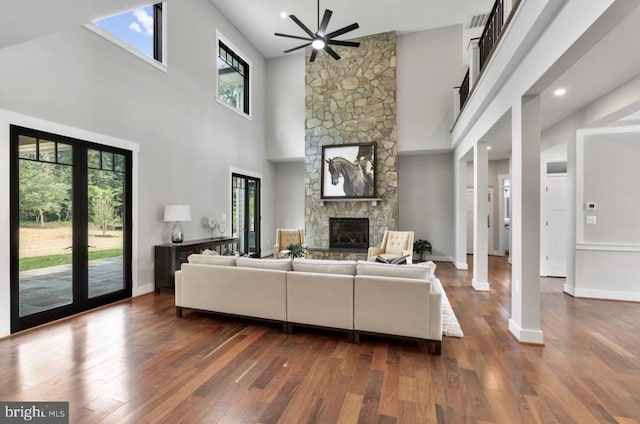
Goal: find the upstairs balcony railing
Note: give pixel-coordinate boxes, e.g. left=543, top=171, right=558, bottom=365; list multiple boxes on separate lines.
left=479, top=0, right=505, bottom=71
left=459, top=70, right=470, bottom=110
left=455, top=0, right=521, bottom=116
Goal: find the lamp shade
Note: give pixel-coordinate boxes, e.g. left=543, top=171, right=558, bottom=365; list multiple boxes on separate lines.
left=163, top=204, right=191, bottom=222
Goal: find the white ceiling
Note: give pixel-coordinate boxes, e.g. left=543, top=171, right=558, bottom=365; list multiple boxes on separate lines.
left=209, top=0, right=494, bottom=59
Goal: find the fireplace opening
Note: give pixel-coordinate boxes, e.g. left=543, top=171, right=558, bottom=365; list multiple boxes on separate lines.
left=329, top=218, right=369, bottom=251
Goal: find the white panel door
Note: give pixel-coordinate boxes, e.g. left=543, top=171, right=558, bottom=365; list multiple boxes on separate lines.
left=466, top=188, right=494, bottom=255
left=543, top=175, right=569, bottom=277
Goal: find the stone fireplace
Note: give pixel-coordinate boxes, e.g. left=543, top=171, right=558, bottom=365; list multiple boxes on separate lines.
left=304, top=31, right=399, bottom=250
left=329, top=218, right=369, bottom=251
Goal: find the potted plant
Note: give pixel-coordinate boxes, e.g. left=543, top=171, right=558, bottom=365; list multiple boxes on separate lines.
left=286, top=243, right=307, bottom=258
left=413, top=239, right=432, bottom=261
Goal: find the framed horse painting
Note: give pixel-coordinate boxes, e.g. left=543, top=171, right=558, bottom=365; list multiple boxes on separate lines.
left=321, top=142, right=377, bottom=199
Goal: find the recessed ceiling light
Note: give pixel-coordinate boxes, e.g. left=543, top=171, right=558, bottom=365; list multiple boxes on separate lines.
left=553, top=88, right=567, bottom=97
left=280, top=11, right=288, bottom=19
left=486, top=146, right=492, bottom=150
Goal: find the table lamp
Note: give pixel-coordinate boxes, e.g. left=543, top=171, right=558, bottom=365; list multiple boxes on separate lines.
left=164, top=204, right=191, bottom=243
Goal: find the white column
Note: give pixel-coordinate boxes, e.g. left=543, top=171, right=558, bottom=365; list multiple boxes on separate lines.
left=468, top=39, right=481, bottom=89
left=454, top=155, right=468, bottom=270
left=452, top=87, right=461, bottom=123
left=472, top=142, right=489, bottom=291
left=509, top=95, right=543, bottom=344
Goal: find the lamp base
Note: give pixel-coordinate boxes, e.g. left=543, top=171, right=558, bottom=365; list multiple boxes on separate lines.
left=171, top=222, right=184, bottom=244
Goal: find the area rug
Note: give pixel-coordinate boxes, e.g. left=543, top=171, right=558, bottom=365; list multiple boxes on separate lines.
left=441, top=286, right=464, bottom=338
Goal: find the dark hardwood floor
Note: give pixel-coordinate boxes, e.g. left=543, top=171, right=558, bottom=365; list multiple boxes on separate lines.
left=1, top=256, right=639, bottom=423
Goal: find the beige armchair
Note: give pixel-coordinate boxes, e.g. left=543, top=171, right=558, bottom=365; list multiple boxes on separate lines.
left=367, top=230, right=415, bottom=264
left=273, top=229, right=305, bottom=258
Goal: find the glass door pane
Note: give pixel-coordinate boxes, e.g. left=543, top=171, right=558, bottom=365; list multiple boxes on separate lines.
left=18, top=137, right=74, bottom=317
left=232, top=175, right=246, bottom=253
left=247, top=179, right=258, bottom=255
left=231, top=174, right=260, bottom=257
left=88, top=150, right=125, bottom=298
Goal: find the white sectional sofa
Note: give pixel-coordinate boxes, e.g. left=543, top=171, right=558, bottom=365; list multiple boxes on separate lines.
left=175, top=255, right=443, bottom=354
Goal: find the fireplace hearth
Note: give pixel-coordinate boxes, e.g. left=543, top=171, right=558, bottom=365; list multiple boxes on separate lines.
left=329, top=218, right=369, bottom=251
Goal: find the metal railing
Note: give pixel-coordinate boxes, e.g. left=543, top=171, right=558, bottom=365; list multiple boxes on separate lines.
left=479, top=0, right=504, bottom=71
left=455, top=0, right=520, bottom=115
left=459, top=70, right=470, bottom=110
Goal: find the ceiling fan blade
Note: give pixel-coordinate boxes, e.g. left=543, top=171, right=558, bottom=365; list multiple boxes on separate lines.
left=327, top=40, right=360, bottom=48
left=284, top=43, right=311, bottom=54
left=325, top=22, right=359, bottom=39
left=310, top=49, right=318, bottom=62
left=275, top=32, right=313, bottom=42
left=289, top=15, right=315, bottom=38
left=324, top=45, right=341, bottom=60
left=318, top=9, right=333, bottom=35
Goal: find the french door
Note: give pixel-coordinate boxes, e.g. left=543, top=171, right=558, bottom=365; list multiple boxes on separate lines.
left=232, top=173, right=260, bottom=257
left=10, top=125, right=132, bottom=333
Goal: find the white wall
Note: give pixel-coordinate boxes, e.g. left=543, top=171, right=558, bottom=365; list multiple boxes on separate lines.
left=581, top=132, right=640, bottom=243
left=273, top=161, right=305, bottom=237
left=397, top=25, right=464, bottom=153
left=398, top=153, right=455, bottom=260
left=0, top=0, right=273, bottom=336
left=266, top=54, right=305, bottom=161
left=573, top=126, right=640, bottom=301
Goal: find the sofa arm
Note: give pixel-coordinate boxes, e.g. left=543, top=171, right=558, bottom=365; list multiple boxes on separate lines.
left=355, top=275, right=442, bottom=341
left=428, top=278, right=443, bottom=340
left=175, top=270, right=183, bottom=306
left=367, top=247, right=385, bottom=261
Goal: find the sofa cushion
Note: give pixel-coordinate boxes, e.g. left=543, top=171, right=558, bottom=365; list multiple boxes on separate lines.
left=356, top=260, right=431, bottom=280
left=236, top=257, right=293, bottom=271
left=292, top=258, right=357, bottom=276
left=187, top=254, right=236, bottom=266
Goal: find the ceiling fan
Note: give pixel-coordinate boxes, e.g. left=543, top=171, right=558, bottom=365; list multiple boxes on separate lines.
left=275, top=0, right=361, bottom=62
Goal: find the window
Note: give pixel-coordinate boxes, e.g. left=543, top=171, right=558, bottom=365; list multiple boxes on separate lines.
left=217, top=38, right=250, bottom=116
left=90, top=3, right=164, bottom=64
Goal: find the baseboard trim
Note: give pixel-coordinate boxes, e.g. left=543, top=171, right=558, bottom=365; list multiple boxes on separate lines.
left=472, top=279, right=490, bottom=291
left=454, top=260, right=468, bottom=270
left=508, top=319, right=544, bottom=344
left=563, top=283, right=576, bottom=297
left=567, top=287, right=640, bottom=302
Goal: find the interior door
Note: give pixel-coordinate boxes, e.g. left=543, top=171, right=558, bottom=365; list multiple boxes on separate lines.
left=10, top=126, right=132, bottom=333
left=232, top=173, right=261, bottom=257
left=466, top=188, right=494, bottom=255
left=543, top=174, right=569, bottom=277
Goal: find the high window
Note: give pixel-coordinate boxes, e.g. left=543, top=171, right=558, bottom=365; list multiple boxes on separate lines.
left=217, top=37, right=250, bottom=116
left=90, top=3, right=164, bottom=65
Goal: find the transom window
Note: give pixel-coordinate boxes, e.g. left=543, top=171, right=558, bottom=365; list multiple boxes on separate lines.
left=217, top=38, right=250, bottom=116
left=90, top=3, right=164, bottom=65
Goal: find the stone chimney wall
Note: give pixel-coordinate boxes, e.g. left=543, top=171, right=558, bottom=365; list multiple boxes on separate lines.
left=304, top=31, right=398, bottom=248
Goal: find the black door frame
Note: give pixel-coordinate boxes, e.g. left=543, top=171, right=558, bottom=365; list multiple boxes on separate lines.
left=9, top=125, right=133, bottom=333
left=232, top=173, right=261, bottom=257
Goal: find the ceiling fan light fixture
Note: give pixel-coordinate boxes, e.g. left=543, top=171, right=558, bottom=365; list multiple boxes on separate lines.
left=274, top=0, right=360, bottom=62
left=312, top=38, right=325, bottom=49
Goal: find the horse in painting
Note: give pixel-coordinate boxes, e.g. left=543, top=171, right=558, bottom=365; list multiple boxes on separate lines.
left=326, top=156, right=373, bottom=196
